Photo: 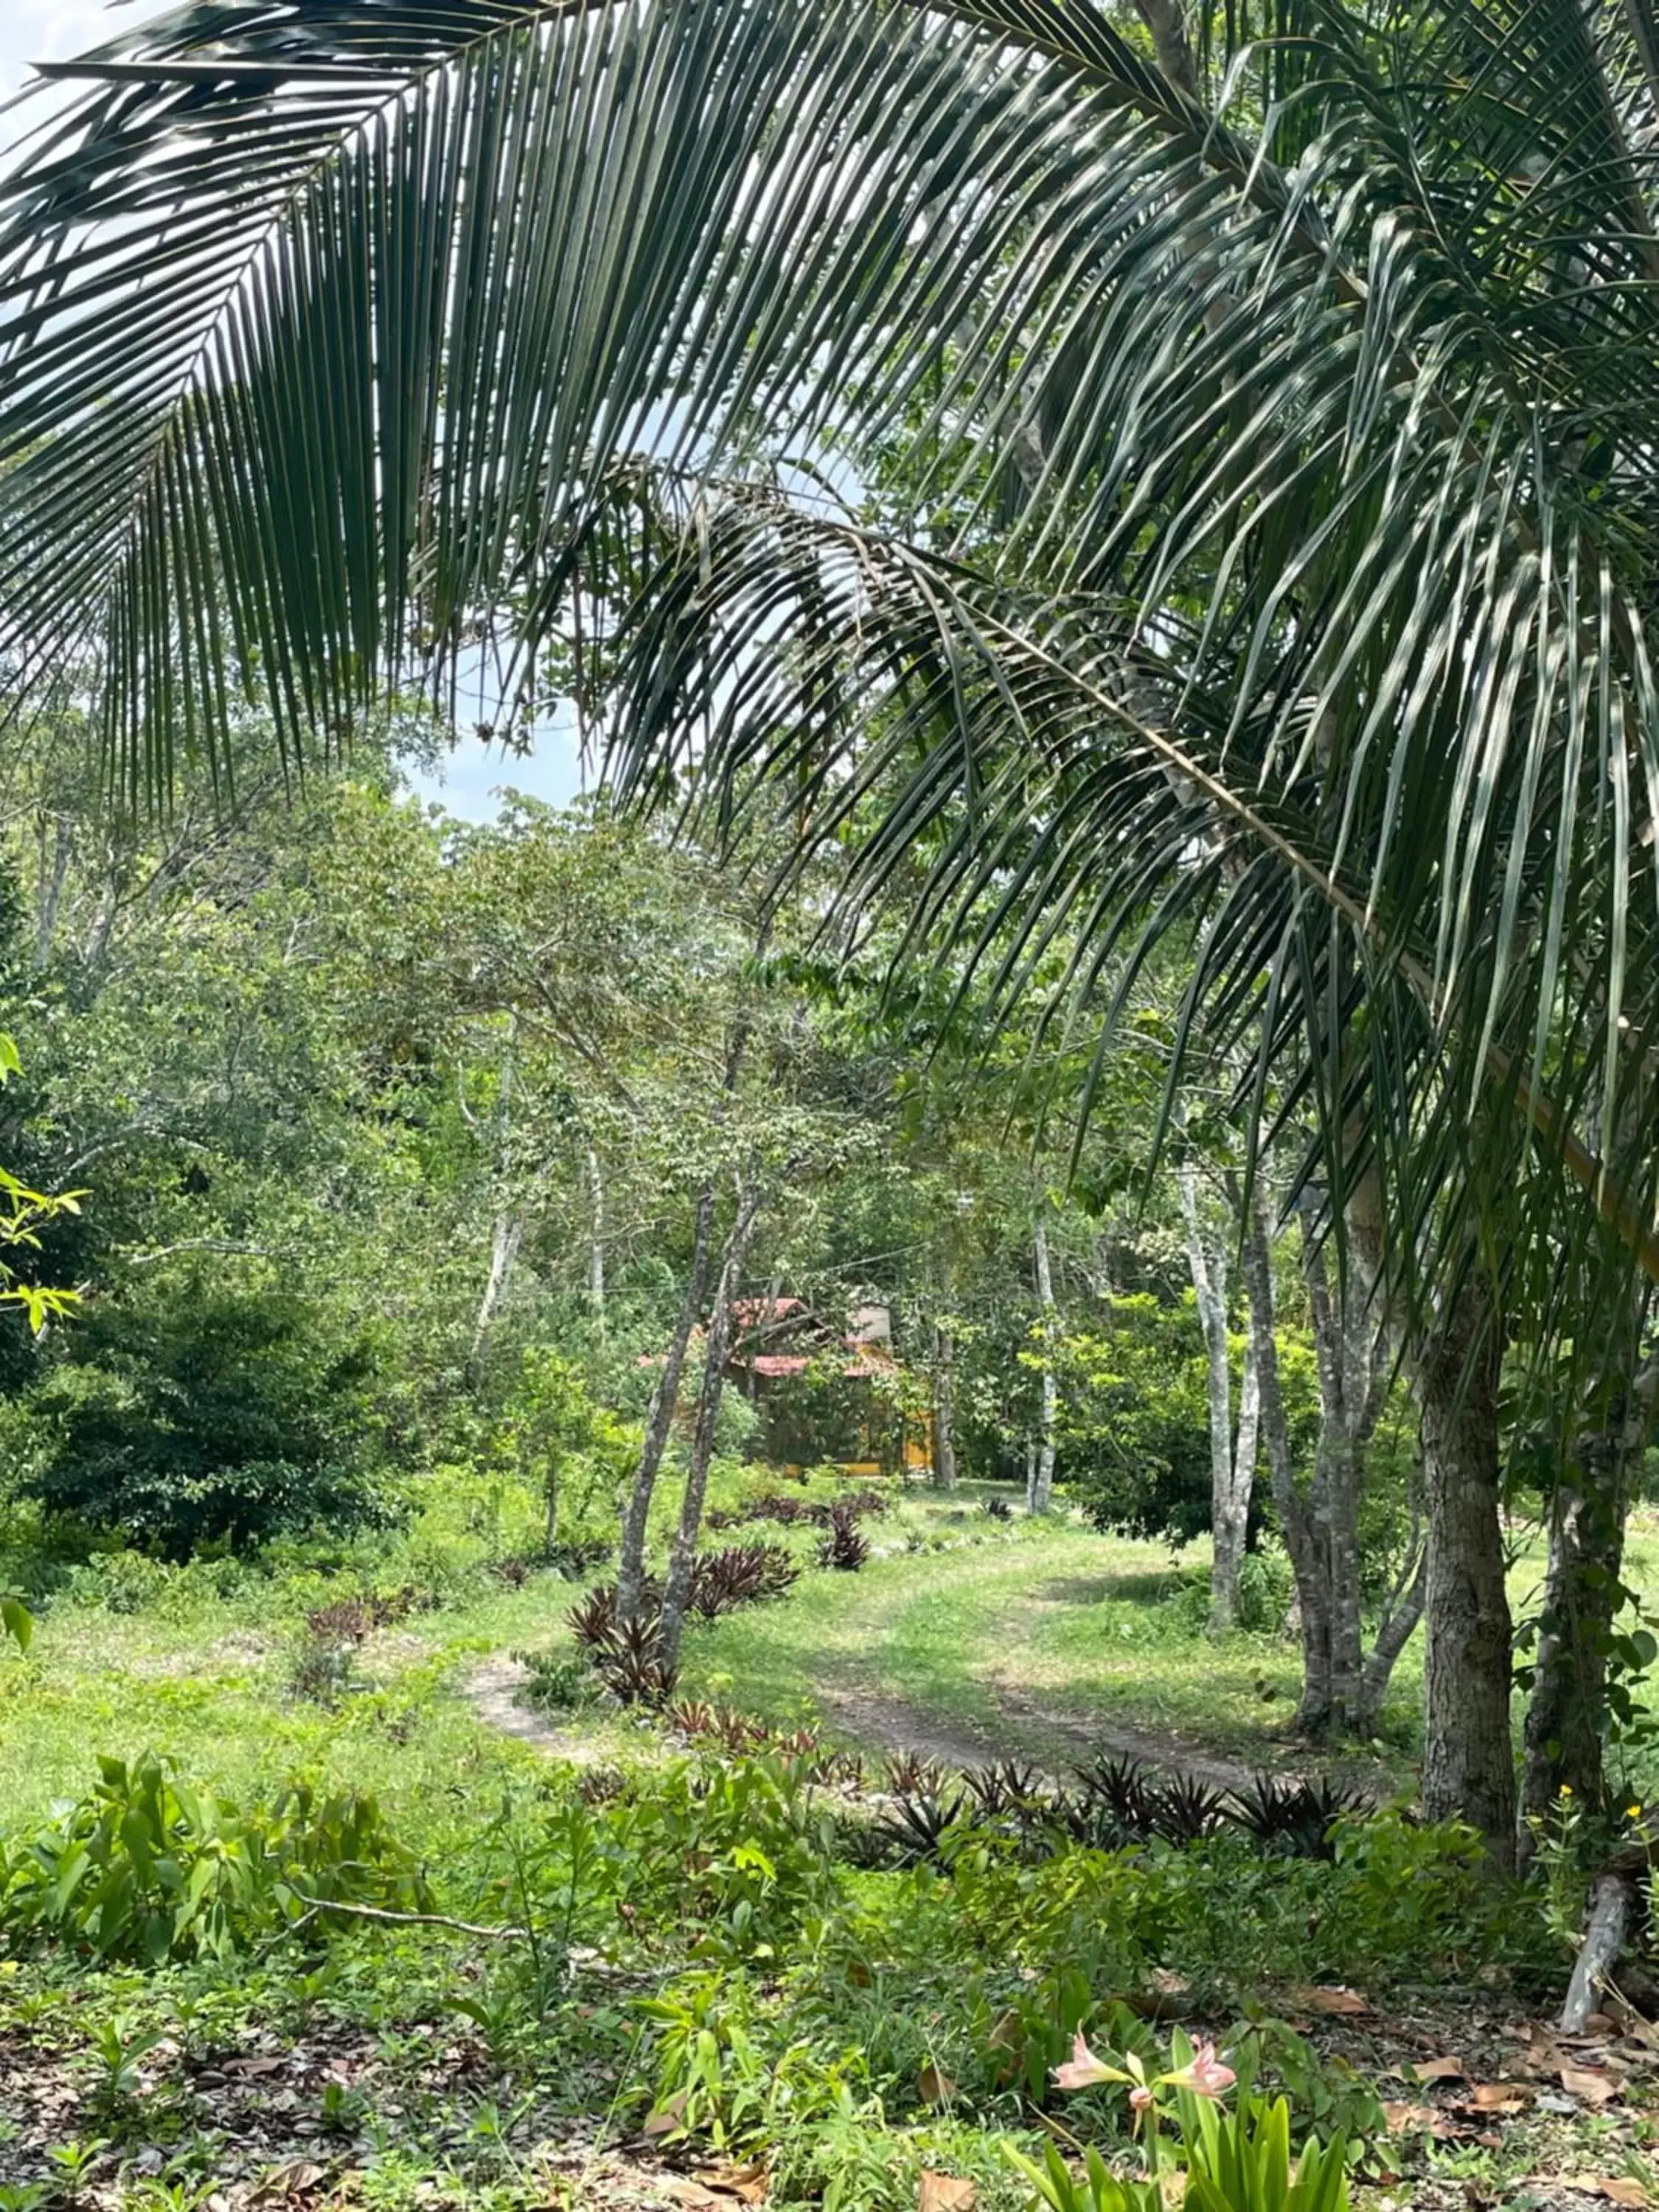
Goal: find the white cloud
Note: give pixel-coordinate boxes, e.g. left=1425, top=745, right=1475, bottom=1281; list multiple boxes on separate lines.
left=0, top=1, right=139, bottom=104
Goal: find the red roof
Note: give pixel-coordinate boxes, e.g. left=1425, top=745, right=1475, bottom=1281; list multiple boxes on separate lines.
left=731, top=1296, right=810, bottom=1327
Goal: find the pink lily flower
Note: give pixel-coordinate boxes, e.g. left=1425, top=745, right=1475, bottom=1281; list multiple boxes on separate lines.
left=1051, top=2031, right=1130, bottom=2091
left=1163, top=2039, right=1237, bottom=2099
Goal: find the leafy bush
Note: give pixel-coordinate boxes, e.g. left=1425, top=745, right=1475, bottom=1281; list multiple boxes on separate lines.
left=20, top=1287, right=392, bottom=1557
left=0, top=1753, right=426, bottom=1963
left=688, top=1543, right=801, bottom=1619
left=818, top=1502, right=871, bottom=1571
left=60, top=1547, right=251, bottom=1616
left=518, top=1646, right=605, bottom=1714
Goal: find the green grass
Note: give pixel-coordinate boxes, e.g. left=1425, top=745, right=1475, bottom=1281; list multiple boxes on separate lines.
left=680, top=1486, right=1659, bottom=1789
left=9, top=1492, right=1658, bottom=1829
left=680, top=1494, right=1353, bottom=1773
left=0, top=1571, right=566, bottom=1828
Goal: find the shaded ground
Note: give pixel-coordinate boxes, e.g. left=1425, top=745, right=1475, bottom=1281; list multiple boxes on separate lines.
left=816, top=1681, right=1262, bottom=1792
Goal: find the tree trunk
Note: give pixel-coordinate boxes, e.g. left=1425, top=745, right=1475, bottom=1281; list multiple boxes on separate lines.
left=932, top=1324, right=959, bottom=1489
left=1239, top=1194, right=1329, bottom=1717
left=617, top=1181, right=717, bottom=1620
left=33, top=813, right=71, bottom=971
left=585, top=1143, right=606, bottom=1338
left=1353, top=1545, right=1427, bottom=1737
left=1521, top=1471, right=1635, bottom=1843
left=1178, top=1162, right=1257, bottom=1630
left=1415, top=1274, right=1516, bottom=1865
left=660, top=1181, right=765, bottom=1666
left=1520, top=1327, right=1656, bottom=1846
left=1029, top=1214, right=1057, bottom=1512
left=467, top=1211, right=523, bottom=1382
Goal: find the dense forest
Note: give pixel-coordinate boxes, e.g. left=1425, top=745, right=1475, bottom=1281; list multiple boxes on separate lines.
left=4, top=0, right=1659, bottom=2208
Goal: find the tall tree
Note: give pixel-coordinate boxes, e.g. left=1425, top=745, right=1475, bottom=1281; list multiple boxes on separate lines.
left=7, top=0, right=1659, bottom=1847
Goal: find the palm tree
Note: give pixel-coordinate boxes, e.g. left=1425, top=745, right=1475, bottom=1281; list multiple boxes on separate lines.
left=4, top=0, right=1659, bottom=1853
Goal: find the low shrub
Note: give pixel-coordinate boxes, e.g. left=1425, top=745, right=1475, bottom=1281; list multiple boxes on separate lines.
left=518, top=1646, right=605, bottom=1714
left=688, top=1543, right=801, bottom=1619
left=60, top=1548, right=251, bottom=1617
left=0, top=1753, right=427, bottom=1964
left=818, top=1503, right=870, bottom=1572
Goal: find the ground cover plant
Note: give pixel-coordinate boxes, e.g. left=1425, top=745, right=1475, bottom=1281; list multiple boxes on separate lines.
left=1, top=1481, right=1657, bottom=2212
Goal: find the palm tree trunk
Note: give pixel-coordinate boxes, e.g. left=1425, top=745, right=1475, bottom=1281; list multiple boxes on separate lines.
left=1519, top=1306, right=1656, bottom=1846
left=660, top=1180, right=765, bottom=1666
left=617, top=1181, right=717, bottom=1619
left=1520, top=1477, right=1629, bottom=1840
left=1414, top=1273, right=1515, bottom=1865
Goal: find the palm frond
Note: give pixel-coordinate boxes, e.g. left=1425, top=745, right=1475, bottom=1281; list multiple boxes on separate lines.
left=2, top=0, right=1659, bottom=1298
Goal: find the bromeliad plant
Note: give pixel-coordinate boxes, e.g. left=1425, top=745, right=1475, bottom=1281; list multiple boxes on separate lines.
left=1018, top=2026, right=1350, bottom=2212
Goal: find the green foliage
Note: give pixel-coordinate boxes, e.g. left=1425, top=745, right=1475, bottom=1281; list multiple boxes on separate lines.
left=0, top=1753, right=425, bottom=1964
left=1049, top=1299, right=1317, bottom=1545
left=515, top=1646, right=604, bottom=1715
left=1178, top=2092, right=1350, bottom=2212
left=493, top=1346, right=632, bottom=1549
left=19, top=1286, right=392, bottom=1557
left=1012, top=2141, right=1162, bottom=2212
left=0, top=1032, right=83, bottom=1340
left=1014, top=2032, right=1350, bottom=2212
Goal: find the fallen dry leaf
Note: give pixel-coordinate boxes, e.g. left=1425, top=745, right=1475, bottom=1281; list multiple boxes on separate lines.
left=1413, top=2056, right=1466, bottom=2084
left=1382, top=2103, right=1436, bottom=2132
left=1527, top=2182, right=1648, bottom=2208
left=642, top=2092, right=689, bottom=2139
left=918, top=2176, right=976, bottom=2212
left=918, top=2062, right=958, bottom=2106
left=1467, top=2083, right=1528, bottom=2112
left=693, top=2164, right=769, bottom=2207
left=1291, top=1986, right=1372, bottom=2017
left=661, top=2184, right=722, bottom=2211
left=226, top=2056, right=288, bottom=2078
left=1560, top=2065, right=1621, bottom=2106
left=1150, top=1969, right=1190, bottom=1996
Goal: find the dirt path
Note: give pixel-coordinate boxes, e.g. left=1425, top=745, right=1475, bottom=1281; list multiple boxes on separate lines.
left=464, top=1657, right=613, bottom=1761
left=467, top=1652, right=1265, bottom=1792
left=464, top=1534, right=1394, bottom=1796
left=818, top=1683, right=1262, bottom=1792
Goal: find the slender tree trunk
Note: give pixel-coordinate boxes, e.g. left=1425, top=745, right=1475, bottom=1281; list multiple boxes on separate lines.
left=1520, top=1321, right=1655, bottom=1846
left=1354, top=1545, right=1427, bottom=1737
left=466, top=1019, right=521, bottom=1384
left=1414, top=1274, right=1516, bottom=1865
left=33, top=813, right=70, bottom=970
left=617, top=1182, right=717, bottom=1619
left=468, top=1211, right=524, bottom=1380
left=1239, top=1194, right=1329, bottom=1717
left=660, top=1181, right=765, bottom=1665
left=1180, top=1163, right=1249, bottom=1627
left=932, top=1323, right=959, bottom=1489
left=1029, top=1214, right=1057, bottom=1512
left=585, top=1143, right=605, bottom=1338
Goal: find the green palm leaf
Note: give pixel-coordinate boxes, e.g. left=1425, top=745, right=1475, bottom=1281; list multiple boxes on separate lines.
left=1, top=0, right=1658, bottom=1287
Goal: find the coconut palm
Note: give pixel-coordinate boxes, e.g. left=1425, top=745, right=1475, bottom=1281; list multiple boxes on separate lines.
left=2, top=0, right=1658, bottom=1850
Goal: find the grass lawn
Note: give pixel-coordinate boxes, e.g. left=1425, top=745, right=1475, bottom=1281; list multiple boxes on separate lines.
left=3, top=1486, right=1658, bottom=2210
left=679, top=1486, right=1659, bottom=1794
